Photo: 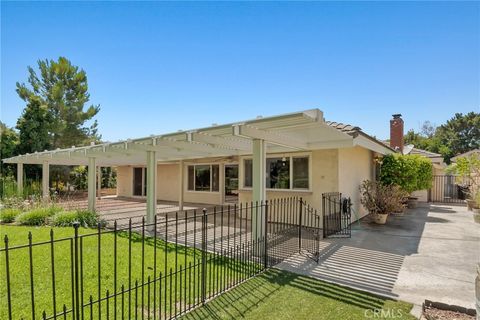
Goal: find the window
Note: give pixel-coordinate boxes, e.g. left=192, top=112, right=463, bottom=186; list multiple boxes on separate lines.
left=266, top=158, right=290, bottom=189
left=133, top=167, right=147, bottom=196
left=244, top=159, right=252, bottom=188
left=292, top=157, right=309, bottom=189
left=243, top=156, right=309, bottom=190
left=187, top=164, right=220, bottom=192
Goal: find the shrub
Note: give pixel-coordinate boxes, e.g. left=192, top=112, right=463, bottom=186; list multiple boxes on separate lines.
left=53, top=210, right=99, bottom=227
left=17, top=205, right=62, bottom=226
left=0, top=208, right=21, bottom=223
left=380, top=154, right=433, bottom=193
left=360, top=180, right=406, bottom=215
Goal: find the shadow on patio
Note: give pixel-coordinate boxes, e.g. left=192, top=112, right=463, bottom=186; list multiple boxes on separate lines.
left=276, top=204, right=436, bottom=299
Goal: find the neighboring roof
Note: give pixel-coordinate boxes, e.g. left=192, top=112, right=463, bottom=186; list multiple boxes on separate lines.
left=2, top=108, right=394, bottom=166
left=409, top=148, right=442, bottom=159
left=451, top=149, right=480, bottom=162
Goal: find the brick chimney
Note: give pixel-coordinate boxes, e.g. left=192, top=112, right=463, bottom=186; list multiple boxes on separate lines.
left=390, top=114, right=404, bottom=153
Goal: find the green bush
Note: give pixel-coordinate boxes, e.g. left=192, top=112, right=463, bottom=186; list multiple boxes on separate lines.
left=380, top=154, right=433, bottom=193
left=0, top=208, right=22, bottom=223
left=53, top=210, right=99, bottom=227
left=17, top=206, right=62, bottom=226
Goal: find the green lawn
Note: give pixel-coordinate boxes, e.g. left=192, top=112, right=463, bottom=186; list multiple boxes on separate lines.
left=0, top=225, right=256, bottom=319
left=181, top=269, right=416, bottom=320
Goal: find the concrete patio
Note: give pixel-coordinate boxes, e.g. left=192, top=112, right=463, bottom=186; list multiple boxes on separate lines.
left=276, top=203, right=480, bottom=309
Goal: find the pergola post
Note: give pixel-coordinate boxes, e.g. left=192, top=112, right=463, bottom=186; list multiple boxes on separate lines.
left=17, top=163, right=24, bottom=196
left=178, top=160, right=184, bottom=211
left=219, top=163, right=225, bottom=204
left=97, top=166, right=102, bottom=199
left=88, top=157, right=97, bottom=212
left=252, top=139, right=266, bottom=241
left=146, top=151, right=157, bottom=225
left=42, top=161, right=50, bottom=200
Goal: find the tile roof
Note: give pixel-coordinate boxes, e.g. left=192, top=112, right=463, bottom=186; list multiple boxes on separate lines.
left=325, top=121, right=361, bottom=136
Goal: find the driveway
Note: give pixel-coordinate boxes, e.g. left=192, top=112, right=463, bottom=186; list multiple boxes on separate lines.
left=276, top=203, right=480, bottom=309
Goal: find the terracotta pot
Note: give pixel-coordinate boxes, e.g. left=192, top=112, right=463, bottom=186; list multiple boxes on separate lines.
left=373, top=213, right=388, bottom=224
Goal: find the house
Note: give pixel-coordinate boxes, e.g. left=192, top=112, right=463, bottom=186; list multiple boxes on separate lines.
left=3, top=109, right=394, bottom=225
left=451, top=149, right=480, bottom=162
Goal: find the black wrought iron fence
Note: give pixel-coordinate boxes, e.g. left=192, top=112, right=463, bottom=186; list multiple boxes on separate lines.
left=1, top=197, right=323, bottom=320
left=322, top=192, right=351, bottom=238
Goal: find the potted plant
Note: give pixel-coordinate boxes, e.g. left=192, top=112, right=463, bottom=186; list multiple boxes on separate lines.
left=380, top=154, right=433, bottom=209
left=473, top=190, right=480, bottom=214
left=360, top=180, right=404, bottom=224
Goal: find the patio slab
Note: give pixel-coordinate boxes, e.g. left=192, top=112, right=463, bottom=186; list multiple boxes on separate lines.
left=276, top=203, right=480, bottom=309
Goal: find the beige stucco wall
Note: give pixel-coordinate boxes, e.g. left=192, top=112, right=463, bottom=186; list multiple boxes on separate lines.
left=238, top=149, right=339, bottom=211
left=116, top=166, right=133, bottom=197
left=116, top=147, right=375, bottom=220
left=116, top=159, right=228, bottom=205
left=338, top=146, right=374, bottom=220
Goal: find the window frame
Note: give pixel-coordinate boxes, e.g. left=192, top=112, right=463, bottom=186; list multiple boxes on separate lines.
left=186, top=164, right=221, bottom=193
left=241, top=153, right=312, bottom=192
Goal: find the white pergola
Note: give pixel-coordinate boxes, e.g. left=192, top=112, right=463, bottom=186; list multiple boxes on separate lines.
left=3, top=109, right=391, bottom=237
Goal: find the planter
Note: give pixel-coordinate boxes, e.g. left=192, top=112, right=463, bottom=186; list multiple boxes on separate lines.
left=372, top=213, right=388, bottom=224
left=473, top=207, right=480, bottom=214
left=391, top=206, right=405, bottom=216
left=407, top=197, right=418, bottom=209
left=466, top=199, right=476, bottom=211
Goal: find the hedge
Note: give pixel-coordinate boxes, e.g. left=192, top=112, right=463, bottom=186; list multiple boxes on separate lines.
left=380, top=154, right=433, bottom=193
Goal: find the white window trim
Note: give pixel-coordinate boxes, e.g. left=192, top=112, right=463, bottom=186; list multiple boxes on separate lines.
left=186, top=164, right=221, bottom=193
left=239, top=152, right=312, bottom=192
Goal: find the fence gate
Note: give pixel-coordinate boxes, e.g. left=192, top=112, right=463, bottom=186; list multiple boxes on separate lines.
left=322, top=192, right=352, bottom=238
left=298, top=199, right=322, bottom=262
left=429, top=175, right=468, bottom=203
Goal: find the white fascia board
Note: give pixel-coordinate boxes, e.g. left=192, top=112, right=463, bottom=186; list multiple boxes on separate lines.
left=232, top=124, right=308, bottom=150
left=353, top=135, right=394, bottom=155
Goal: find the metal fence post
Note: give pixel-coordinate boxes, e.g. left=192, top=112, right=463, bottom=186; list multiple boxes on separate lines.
left=201, top=208, right=207, bottom=304
left=73, top=221, right=80, bottom=320
left=264, top=200, right=268, bottom=269
left=298, top=197, right=303, bottom=253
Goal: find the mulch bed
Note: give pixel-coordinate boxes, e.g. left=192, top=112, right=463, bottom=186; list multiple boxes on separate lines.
left=423, top=300, right=476, bottom=320
left=423, top=306, right=475, bottom=320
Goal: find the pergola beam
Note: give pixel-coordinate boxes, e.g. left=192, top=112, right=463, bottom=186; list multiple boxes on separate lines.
left=232, top=124, right=308, bottom=150
left=187, top=132, right=252, bottom=151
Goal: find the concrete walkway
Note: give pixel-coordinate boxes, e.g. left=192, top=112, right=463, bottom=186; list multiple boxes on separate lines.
left=276, top=203, right=480, bottom=309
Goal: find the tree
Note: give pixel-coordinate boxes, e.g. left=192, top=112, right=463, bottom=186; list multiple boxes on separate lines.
left=15, top=97, right=52, bottom=155
left=404, top=113, right=479, bottom=163
left=16, top=57, right=100, bottom=149
left=435, top=112, right=480, bottom=162
left=0, top=122, right=19, bottom=175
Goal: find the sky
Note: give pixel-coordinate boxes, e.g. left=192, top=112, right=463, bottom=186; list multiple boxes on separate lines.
left=1, top=1, right=479, bottom=142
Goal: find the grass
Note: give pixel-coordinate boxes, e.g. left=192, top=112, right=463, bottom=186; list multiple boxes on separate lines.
left=181, top=269, right=416, bottom=320
left=0, top=225, right=256, bottom=319
left=0, top=208, right=21, bottom=223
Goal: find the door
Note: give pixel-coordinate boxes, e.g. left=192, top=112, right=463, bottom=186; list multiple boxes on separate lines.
left=224, top=165, right=238, bottom=203
left=133, top=167, right=147, bottom=196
